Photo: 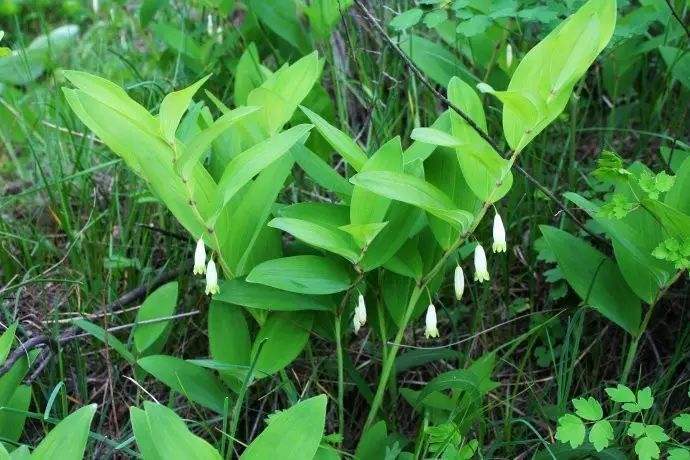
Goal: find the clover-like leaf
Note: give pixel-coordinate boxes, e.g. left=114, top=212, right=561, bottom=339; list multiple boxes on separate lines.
left=673, top=414, right=690, bottom=433
left=606, top=384, right=636, bottom=403
left=628, top=422, right=645, bottom=438
left=634, top=436, right=660, bottom=460
left=572, top=397, right=603, bottom=421
left=643, top=425, right=668, bottom=443
left=637, top=387, right=653, bottom=410
left=555, top=414, right=585, bottom=449
left=589, top=420, right=613, bottom=452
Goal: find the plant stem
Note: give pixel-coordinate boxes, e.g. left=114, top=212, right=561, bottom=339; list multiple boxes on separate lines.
left=364, top=150, right=523, bottom=430
left=620, top=270, right=685, bottom=383
left=334, top=314, right=345, bottom=445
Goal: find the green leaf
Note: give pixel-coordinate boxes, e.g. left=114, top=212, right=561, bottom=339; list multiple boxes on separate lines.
left=673, top=414, right=690, bottom=432
left=634, top=436, right=660, bottom=460
left=502, top=0, right=616, bottom=150
left=572, top=397, right=603, bottom=421
left=72, top=319, right=135, bottom=364
left=555, top=414, right=586, bottom=449
left=178, top=106, right=260, bottom=178
left=628, top=422, right=645, bottom=438
left=389, top=9, right=424, bottom=31
left=0, top=323, right=17, bottom=365
left=137, top=355, right=229, bottom=413
left=589, top=420, right=614, bottom=452
left=240, top=395, right=327, bottom=460
left=63, top=70, right=159, bottom=135
left=300, top=106, right=368, bottom=171
left=268, top=217, right=360, bottom=262
left=539, top=226, right=641, bottom=335
left=397, top=34, right=471, bottom=87
left=247, top=0, right=312, bottom=53
left=456, top=15, right=491, bottom=36
left=669, top=448, right=690, bottom=460
left=252, top=311, right=313, bottom=377
left=215, top=279, right=335, bottom=312
left=247, top=255, right=352, bottom=295
left=159, top=75, right=210, bottom=144
left=643, top=425, right=668, bottom=443
left=223, top=155, right=294, bottom=276
left=350, top=137, right=404, bottom=228
left=354, top=421, right=388, bottom=460
left=208, top=301, right=251, bottom=386
left=410, top=127, right=461, bottom=147
left=133, top=281, right=178, bottom=355
left=214, top=124, right=312, bottom=222
left=0, top=385, right=30, bottom=443
left=350, top=170, right=473, bottom=230
left=605, top=384, right=636, bottom=403
left=292, top=144, right=353, bottom=196
left=31, top=405, right=97, bottom=460
left=131, top=402, right=222, bottom=460
left=637, top=387, right=653, bottom=410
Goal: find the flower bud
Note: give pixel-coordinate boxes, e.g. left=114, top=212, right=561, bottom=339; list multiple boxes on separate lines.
left=506, top=43, right=513, bottom=68
left=474, top=243, right=490, bottom=282
left=205, top=259, right=219, bottom=295
left=193, top=238, right=206, bottom=275
left=425, top=304, right=439, bottom=339
left=492, top=212, right=507, bottom=253
left=454, top=265, right=464, bottom=300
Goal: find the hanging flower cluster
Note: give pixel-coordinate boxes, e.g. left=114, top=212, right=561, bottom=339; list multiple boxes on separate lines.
left=424, top=211, right=509, bottom=340
left=193, top=238, right=219, bottom=296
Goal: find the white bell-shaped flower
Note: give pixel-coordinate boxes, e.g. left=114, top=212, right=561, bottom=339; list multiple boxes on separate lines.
left=205, top=259, right=219, bottom=295
left=425, top=304, right=439, bottom=339
left=506, top=43, right=513, bottom=68
left=193, top=238, right=206, bottom=275
left=492, top=212, right=507, bottom=253
left=474, top=244, right=490, bottom=282
left=454, top=265, right=465, bottom=300
left=206, top=14, right=214, bottom=36
left=353, top=294, right=367, bottom=333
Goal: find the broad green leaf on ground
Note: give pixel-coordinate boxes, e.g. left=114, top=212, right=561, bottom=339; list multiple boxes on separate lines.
left=555, top=414, right=586, bottom=449
left=215, top=279, right=335, bottom=311
left=208, top=301, right=251, bottom=385
left=31, top=404, right=97, bottom=460
left=131, top=402, right=222, bottom=460
left=241, top=395, right=327, bottom=460
left=133, top=281, right=178, bottom=355
left=247, top=255, right=352, bottom=294
left=292, top=144, right=353, bottom=196
left=354, top=421, right=388, bottom=460
left=540, top=226, right=641, bottom=335
left=0, top=323, right=17, bottom=364
left=137, top=355, right=229, bottom=413
left=252, top=311, right=313, bottom=377
left=0, top=384, right=30, bottom=443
